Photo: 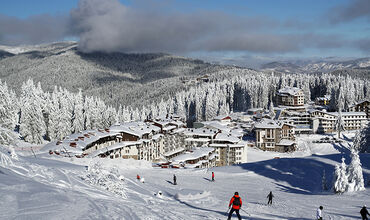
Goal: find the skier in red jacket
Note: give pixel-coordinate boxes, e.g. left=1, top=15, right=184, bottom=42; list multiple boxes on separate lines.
left=228, top=192, right=242, bottom=220
left=212, top=172, right=215, bottom=181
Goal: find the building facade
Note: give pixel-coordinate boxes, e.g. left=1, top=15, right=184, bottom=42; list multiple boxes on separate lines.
left=276, top=87, right=304, bottom=106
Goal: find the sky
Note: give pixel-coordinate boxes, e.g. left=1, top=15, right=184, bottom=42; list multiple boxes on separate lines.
left=0, top=0, right=369, bottom=67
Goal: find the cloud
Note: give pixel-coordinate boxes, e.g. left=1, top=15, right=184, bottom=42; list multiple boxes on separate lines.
left=329, top=0, right=370, bottom=24
left=69, top=0, right=348, bottom=54
left=0, top=0, right=352, bottom=55
left=0, top=14, right=71, bottom=45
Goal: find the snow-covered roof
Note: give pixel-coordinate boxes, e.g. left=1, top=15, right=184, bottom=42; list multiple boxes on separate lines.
left=254, top=119, right=281, bottom=129
left=163, top=147, right=185, bottom=157
left=42, top=129, right=120, bottom=154
left=183, top=128, right=218, bottom=137
left=202, top=121, right=231, bottom=132
left=110, top=122, right=159, bottom=138
left=214, top=133, right=240, bottom=143
left=315, top=95, right=331, bottom=101
left=171, top=147, right=215, bottom=163
left=277, top=139, right=296, bottom=146
left=163, top=125, right=177, bottom=131
left=214, top=115, right=231, bottom=121
left=277, top=87, right=302, bottom=96
left=184, top=138, right=211, bottom=143
left=349, top=99, right=370, bottom=107
left=89, top=141, right=143, bottom=158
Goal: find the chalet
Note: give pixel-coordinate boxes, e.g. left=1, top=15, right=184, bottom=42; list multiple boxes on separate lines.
left=276, top=87, right=304, bottom=106
left=315, top=95, right=331, bottom=106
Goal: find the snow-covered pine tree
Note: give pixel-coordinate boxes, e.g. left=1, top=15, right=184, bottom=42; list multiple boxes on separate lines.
left=0, top=81, right=19, bottom=131
left=333, top=157, right=349, bottom=193
left=347, top=149, right=365, bottom=192
left=269, top=101, right=275, bottom=119
left=71, top=89, right=85, bottom=133
left=19, top=79, right=46, bottom=144
left=0, top=126, right=17, bottom=145
left=335, top=108, right=345, bottom=139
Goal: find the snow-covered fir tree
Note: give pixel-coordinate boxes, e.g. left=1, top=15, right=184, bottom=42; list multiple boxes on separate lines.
left=19, top=80, right=46, bottom=144
left=0, top=81, right=18, bottom=131
left=347, top=149, right=365, bottom=192
left=333, top=157, right=349, bottom=194
left=71, top=89, right=85, bottom=133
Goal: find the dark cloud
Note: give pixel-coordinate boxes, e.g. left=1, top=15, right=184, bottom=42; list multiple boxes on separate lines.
left=0, top=0, right=352, bottom=54
left=0, top=14, right=71, bottom=45
left=70, top=0, right=347, bottom=54
left=329, top=0, right=370, bottom=24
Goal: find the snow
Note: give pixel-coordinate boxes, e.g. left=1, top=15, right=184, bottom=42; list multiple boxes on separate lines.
left=0, top=131, right=369, bottom=219
left=254, top=119, right=281, bottom=129
left=171, top=147, right=214, bottom=163
left=277, top=87, right=302, bottom=96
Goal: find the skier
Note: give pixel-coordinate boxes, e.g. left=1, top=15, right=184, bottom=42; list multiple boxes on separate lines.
left=227, top=192, right=242, bottom=220
left=267, top=191, right=274, bottom=205
left=316, top=206, right=323, bottom=220
left=361, top=205, right=370, bottom=220
left=136, top=174, right=140, bottom=180
left=212, top=172, right=215, bottom=181
left=173, top=174, right=177, bottom=185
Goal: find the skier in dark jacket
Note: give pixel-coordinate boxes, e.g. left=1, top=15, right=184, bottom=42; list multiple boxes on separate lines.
left=228, top=192, right=242, bottom=220
left=173, top=174, right=177, bottom=185
left=361, top=205, right=370, bottom=220
left=267, top=191, right=274, bottom=205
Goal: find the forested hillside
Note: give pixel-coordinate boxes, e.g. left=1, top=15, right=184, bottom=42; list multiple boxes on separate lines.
left=0, top=42, right=229, bottom=108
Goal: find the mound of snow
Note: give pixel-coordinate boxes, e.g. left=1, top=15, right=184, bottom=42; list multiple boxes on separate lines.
left=80, top=162, right=127, bottom=198
left=175, top=190, right=211, bottom=201
left=0, top=146, right=14, bottom=167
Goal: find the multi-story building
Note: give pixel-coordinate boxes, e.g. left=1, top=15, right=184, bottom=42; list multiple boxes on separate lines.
left=171, top=147, right=216, bottom=168
left=209, top=133, right=247, bottom=166
left=349, top=100, right=370, bottom=119
left=310, top=110, right=367, bottom=133
left=254, top=119, right=296, bottom=152
left=276, top=87, right=304, bottom=106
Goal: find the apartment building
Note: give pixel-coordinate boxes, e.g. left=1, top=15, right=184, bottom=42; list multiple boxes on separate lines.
left=254, top=119, right=296, bottom=152
left=276, top=87, right=304, bottom=106
left=310, top=110, right=367, bottom=133
left=349, top=100, right=370, bottom=118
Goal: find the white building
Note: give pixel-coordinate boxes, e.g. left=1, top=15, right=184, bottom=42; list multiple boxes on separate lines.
left=171, top=147, right=217, bottom=168
left=276, top=87, right=304, bottom=106
left=310, top=110, right=367, bottom=133
left=254, top=119, right=296, bottom=152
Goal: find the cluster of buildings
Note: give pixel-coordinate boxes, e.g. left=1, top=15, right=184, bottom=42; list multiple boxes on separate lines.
left=44, top=86, right=369, bottom=168
left=44, top=114, right=249, bottom=168
left=253, top=87, right=368, bottom=152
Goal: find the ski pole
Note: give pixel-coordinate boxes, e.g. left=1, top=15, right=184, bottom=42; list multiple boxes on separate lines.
left=226, top=207, right=230, bottom=215
left=240, top=208, right=251, bottom=216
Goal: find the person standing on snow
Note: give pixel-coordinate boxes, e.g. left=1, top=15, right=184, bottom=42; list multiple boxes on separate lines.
left=212, top=172, right=215, bottom=181
left=228, top=192, right=242, bottom=220
left=361, top=205, right=370, bottom=220
left=173, top=174, right=177, bottom=185
left=136, top=174, right=140, bottom=180
left=316, top=206, right=323, bottom=220
left=267, top=191, right=274, bottom=205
